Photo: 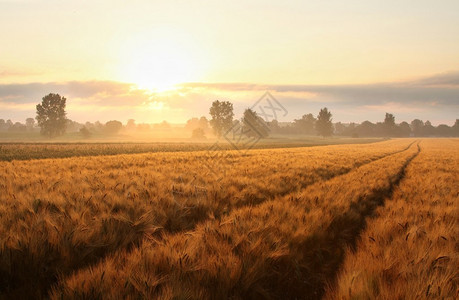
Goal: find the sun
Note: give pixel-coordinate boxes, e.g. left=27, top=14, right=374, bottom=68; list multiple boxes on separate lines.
left=117, top=29, right=204, bottom=92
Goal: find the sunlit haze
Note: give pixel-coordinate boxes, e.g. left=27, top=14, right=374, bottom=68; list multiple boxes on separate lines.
left=1, top=0, right=458, bottom=124
left=1, top=2, right=458, bottom=298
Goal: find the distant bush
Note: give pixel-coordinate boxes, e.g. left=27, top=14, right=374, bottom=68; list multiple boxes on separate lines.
left=104, top=120, right=123, bottom=134
left=191, top=128, right=206, bottom=139
left=79, top=126, right=92, bottom=138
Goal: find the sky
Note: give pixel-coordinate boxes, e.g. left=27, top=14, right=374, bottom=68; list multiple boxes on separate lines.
left=1, top=0, right=458, bottom=125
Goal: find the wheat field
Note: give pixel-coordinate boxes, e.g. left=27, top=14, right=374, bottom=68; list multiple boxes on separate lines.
left=324, top=139, right=458, bottom=299
left=0, top=139, right=457, bottom=299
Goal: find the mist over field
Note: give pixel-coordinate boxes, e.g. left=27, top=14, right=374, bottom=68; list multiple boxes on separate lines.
left=1, top=1, right=458, bottom=299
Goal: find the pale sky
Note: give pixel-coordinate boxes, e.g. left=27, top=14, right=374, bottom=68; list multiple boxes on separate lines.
left=1, top=0, right=458, bottom=124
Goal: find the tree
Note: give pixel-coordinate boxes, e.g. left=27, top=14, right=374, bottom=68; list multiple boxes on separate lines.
left=104, top=120, right=123, bottom=134
left=410, top=119, right=424, bottom=137
left=423, top=120, right=435, bottom=136
left=198, top=116, right=209, bottom=131
left=334, top=122, right=346, bottom=135
left=25, top=118, right=35, bottom=131
left=94, top=121, right=104, bottom=132
left=453, top=119, right=459, bottom=137
left=293, top=113, right=316, bottom=134
left=315, top=108, right=333, bottom=137
left=343, top=122, right=357, bottom=137
left=268, top=119, right=281, bottom=134
left=242, top=108, right=269, bottom=138
left=398, top=121, right=411, bottom=137
left=383, top=113, right=395, bottom=136
left=36, top=93, right=67, bottom=137
left=66, top=119, right=80, bottom=132
left=126, top=119, right=136, bottom=131
left=186, top=116, right=209, bottom=132
left=79, top=126, right=92, bottom=138
left=435, top=124, right=452, bottom=136
left=209, top=100, right=234, bottom=137
left=185, top=117, right=200, bottom=131
left=355, top=121, right=376, bottom=136
left=8, top=122, right=27, bottom=132
left=191, top=128, right=206, bottom=139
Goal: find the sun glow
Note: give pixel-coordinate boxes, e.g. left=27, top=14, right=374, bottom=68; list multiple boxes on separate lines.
left=144, top=100, right=165, bottom=111
left=117, top=29, right=206, bottom=92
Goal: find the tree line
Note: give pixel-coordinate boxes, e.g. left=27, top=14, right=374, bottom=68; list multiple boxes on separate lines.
left=2, top=93, right=458, bottom=138
left=206, top=101, right=459, bottom=138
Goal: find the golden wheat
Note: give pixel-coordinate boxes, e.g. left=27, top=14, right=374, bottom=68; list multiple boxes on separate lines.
left=3, top=139, right=455, bottom=299
left=324, top=139, right=458, bottom=299
left=48, top=140, right=420, bottom=299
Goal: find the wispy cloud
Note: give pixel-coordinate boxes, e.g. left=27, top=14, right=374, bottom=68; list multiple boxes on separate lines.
left=0, top=72, right=458, bottom=125
left=408, top=71, right=459, bottom=87
left=181, top=71, right=459, bottom=107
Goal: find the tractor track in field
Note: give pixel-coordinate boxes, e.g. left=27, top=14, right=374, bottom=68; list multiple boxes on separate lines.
left=136, top=141, right=418, bottom=235
left=293, top=142, right=422, bottom=299
left=49, top=142, right=419, bottom=298
left=46, top=141, right=422, bottom=299
left=0, top=141, right=417, bottom=299
left=186, top=140, right=418, bottom=217
left=52, top=142, right=416, bottom=298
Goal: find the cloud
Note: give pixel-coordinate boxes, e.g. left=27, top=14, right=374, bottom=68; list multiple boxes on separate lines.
left=180, top=72, right=459, bottom=107
left=408, top=71, right=459, bottom=87
left=0, top=72, right=458, bottom=124
left=0, top=81, right=137, bottom=104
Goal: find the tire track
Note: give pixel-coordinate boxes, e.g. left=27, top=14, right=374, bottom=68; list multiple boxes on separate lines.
left=48, top=142, right=421, bottom=299
left=48, top=142, right=416, bottom=299
left=298, top=142, right=421, bottom=299
left=227, top=140, right=416, bottom=211
left=0, top=141, right=416, bottom=299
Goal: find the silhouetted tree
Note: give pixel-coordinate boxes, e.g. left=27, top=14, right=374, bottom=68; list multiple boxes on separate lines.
left=79, top=126, right=92, bottom=138
left=8, top=122, right=27, bottom=132
left=423, top=120, right=435, bottom=136
left=435, top=124, right=452, bottom=136
left=104, top=120, right=123, bottom=134
left=65, top=119, right=81, bottom=133
left=267, top=119, right=281, bottom=133
left=185, top=117, right=200, bottom=130
left=334, top=122, right=346, bottom=135
left=199, top=116, right=209, bottom=131
left=410, top=119, right=424, bottom=137
left=356, top=121, right=376, bottom=136
left=187, top=116, right=210, bottom=132
left=383, top=113, right=396, bottom=136
left=453, top=119, right=459, bottom=137
left=209, top=100, right=234, bottom=137
left=398, top=121, right=411, bottom=137
left=316, top=108, right=333, bottom=137
left=242, top=108, right=269, bottom=138
left=293, top=113, right=316, bottom=134
left=342, top=122, right=357, bottom=136
left=191, top=128, right=206, bottom=139
left=126, top=119, right=136, bottom=130
left=36, top=93, right=67, bottom=137
left=25, top=118, right=35, bottom=131
left=95, top=121, right=104, bottom=132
